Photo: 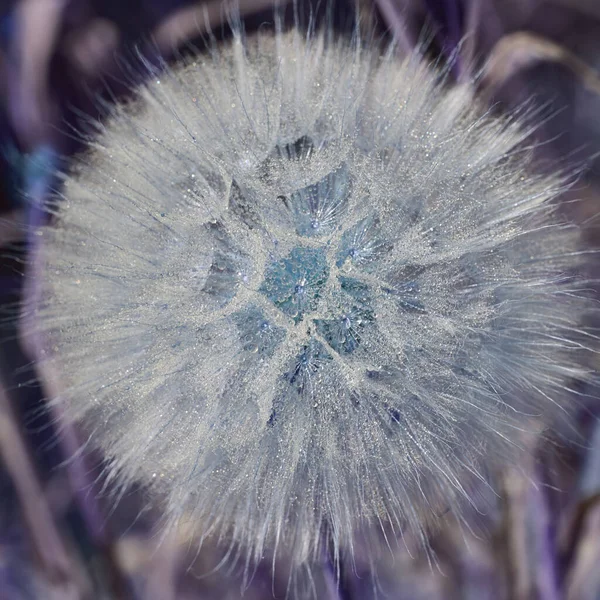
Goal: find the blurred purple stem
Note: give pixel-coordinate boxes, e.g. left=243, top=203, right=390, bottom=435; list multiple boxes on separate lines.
left=422, top=0, right=463, bottom=78
left=0, top=378, right=81, bottom=598
left=373, top=0, right=415, bottom=54
left=323, top=546, right=353, bottom=600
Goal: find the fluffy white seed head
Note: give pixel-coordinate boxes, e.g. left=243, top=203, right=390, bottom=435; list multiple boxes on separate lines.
left=31, top=17, right=592, bottom=585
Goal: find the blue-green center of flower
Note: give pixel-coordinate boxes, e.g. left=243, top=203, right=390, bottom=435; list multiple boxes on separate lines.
left=260, top=246, right=330, bottom=324
left=259, top=243, right=377, bottom=356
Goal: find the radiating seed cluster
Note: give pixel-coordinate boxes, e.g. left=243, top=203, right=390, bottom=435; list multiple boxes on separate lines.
left=34, top=24, right=591, bottom=580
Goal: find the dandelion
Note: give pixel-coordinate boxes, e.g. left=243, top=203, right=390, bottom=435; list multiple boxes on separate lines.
left=28, top=6, right=593, bottom=596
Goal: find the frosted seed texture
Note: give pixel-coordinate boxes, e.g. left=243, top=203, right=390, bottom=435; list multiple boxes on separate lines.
left=35, top=27, right=591, bottom=575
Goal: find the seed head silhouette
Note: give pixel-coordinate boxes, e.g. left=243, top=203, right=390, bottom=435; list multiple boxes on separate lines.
left=31, top=15, right=592, bottom=591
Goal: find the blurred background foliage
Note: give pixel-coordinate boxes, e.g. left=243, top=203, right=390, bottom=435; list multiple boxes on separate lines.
left=1, top=1, right=600, bottom=598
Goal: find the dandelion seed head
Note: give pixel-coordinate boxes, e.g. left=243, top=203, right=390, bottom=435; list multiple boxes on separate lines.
left=32, top=16, right=592, bottom=585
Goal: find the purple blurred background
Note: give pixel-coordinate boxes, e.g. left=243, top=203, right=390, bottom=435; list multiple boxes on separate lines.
left=1, top=1, right=600, bottom=599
